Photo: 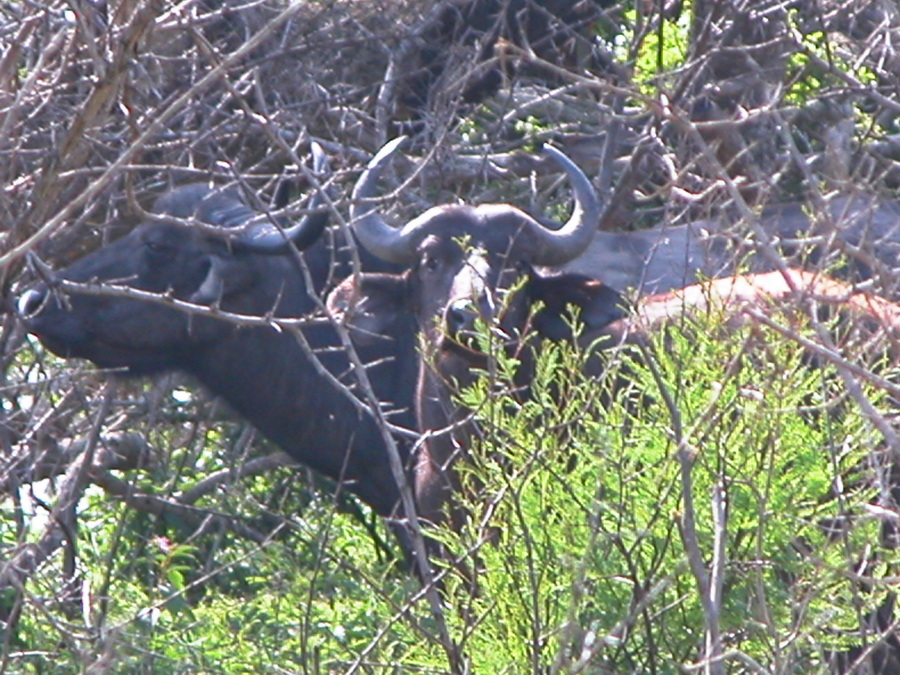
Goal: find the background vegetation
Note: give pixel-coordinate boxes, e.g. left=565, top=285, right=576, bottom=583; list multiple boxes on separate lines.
left=1, top=0, right=899, bottom=672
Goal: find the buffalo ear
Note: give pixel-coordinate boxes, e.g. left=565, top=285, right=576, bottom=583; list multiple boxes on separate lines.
left=527, top=273, right=627, bottom=341
left=326, top=272, right=411, bottom=346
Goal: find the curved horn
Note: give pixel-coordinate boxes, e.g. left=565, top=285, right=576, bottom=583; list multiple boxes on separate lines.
left=190, top=256, right=228, bottom=305
left=350, top=136, right=420, bottom=264
left=234, top=142, right=332, bottom=254
left=528, top=144, right=601, bottom=266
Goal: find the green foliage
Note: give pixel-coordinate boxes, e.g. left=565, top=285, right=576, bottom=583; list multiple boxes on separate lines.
left=442, top=303, right=896, bottom=671
left=512, top=117, right=551, bottom=149
left=616, top=3, right=692, bottom=94
left=786, top=17, right=877, bottom=108
left=5, top=304, right=897, bottom=673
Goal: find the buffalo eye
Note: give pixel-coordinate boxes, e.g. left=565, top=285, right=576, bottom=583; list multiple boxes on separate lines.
left=144, top=239, right=172, bottom=257
left=422, top=255, right=441, bottom=273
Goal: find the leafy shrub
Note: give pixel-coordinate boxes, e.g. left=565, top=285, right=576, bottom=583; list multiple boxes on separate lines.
left=438, top=304, right=897, bottom=672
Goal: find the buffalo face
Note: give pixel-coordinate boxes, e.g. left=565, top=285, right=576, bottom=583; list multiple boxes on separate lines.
left=20, top=148, right=330, bottom=374
left=328, top=138, right=617, bottom=525
left=19, top=218, right=258, bottom=373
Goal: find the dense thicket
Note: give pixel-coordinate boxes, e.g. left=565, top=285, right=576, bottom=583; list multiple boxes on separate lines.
left=1, top=1, right=899, bottom=672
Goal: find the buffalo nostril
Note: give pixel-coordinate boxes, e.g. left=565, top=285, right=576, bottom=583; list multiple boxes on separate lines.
left=17, top=289, right=47, bottom=318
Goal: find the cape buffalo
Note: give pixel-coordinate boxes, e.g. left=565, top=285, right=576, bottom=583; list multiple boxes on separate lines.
left=328, top=136, right=612, bottom=527
left=329, top=139, right=900, bottom=667
left=18, top=145, right=419, bottom=522
left=329, top=138, right=900, bottom=533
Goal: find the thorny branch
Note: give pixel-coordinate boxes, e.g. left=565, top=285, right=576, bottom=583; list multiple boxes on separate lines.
left=3, top=0, right=900, bottom=671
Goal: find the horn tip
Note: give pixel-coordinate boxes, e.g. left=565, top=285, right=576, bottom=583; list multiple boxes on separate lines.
left=310, top=141, right=329, bottom=174
left=369, top=136, right=409, bottom=169
left=541, top=143, right=565, bottom=161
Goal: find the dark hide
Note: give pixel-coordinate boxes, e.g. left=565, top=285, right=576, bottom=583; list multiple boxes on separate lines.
left=19, top=184, right=419, bottom=520
left=563, top=195, right=900, bottom=297
left=526, top=270, right=627, bottom=342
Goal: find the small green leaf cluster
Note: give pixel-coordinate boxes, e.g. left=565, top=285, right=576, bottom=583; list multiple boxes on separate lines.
left=785, top=15, right=877, bottom=110
left=616, top=3, right=691, bottom=95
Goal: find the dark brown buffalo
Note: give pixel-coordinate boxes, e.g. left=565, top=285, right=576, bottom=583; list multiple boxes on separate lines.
left=329, top=137, right=613, bottom=527
left=334, top=143, right=900, bottom=660
left=330, top=139, right=900, bottom=534
left=328, top=142, right=900, bottom=665
left=18, top=146, right=419, bottom=522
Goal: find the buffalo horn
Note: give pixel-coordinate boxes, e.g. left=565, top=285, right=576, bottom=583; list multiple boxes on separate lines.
left=528, top=144, right=601, bottom=266
left=233, top=142, right=331, bottom=254
left=351, top=138, right=600, bottom=266
left=349, top=136, right=417, bottom=264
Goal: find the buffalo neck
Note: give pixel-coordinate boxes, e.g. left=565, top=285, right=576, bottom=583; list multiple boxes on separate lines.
left=184, top=248, right=417, bottom=517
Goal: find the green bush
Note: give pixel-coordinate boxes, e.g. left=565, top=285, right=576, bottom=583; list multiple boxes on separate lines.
left=5, top=304, right=897, bottom=674
left=438, top=305, right=896, bottom=672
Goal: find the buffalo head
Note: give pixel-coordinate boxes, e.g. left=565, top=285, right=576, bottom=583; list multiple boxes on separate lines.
left=339, top=137, right=621, bottom=364
left=19, top=145, right=331, bottom=374
left=17, top=145, right=421, bottom=521
left=328, top=138, right=622, bottom=525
